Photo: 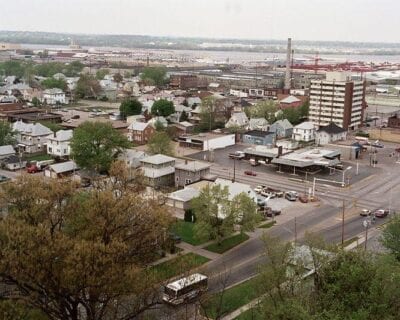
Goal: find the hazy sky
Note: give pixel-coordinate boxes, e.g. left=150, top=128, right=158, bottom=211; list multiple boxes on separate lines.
left=1, top=0, right=399, bottom=42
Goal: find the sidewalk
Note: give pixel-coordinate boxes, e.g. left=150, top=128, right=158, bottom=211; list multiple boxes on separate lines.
left=176, top=241, right=220, bottom=260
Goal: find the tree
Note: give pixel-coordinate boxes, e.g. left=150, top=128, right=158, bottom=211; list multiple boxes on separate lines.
left=381, top=215, right=400, bottom=261
left=248, top=100, right=278, bottom=123
left=192, top=184, right=236, bottom=245
left=75, top=74, right=102, bottom=99
left=113, top=72, right=123, bottom=83
left=70, top=121, right=130, bottom=173
left=230, top=193, right=261, bottom=233
left=198, top=96, right=218, bottom=132
left=41, top=77, right=68, bottom=91
left=151, top=99, right=175, bottom=117
left=0, top=173, right=172, bottom=320
left=179, top=110, right=189, bottom=122
left=277, top=107, right=301, bottom=125
left=31, top=96, right=42, bottom=107
left=64, top=61, right=84, bottom=77
left=0, top=60, right=25, bottom=77
left=147, top=131, right=174, bottom=156
left=299, top=101, right=309, bottom=119
left=95, top=68, right=109, bottom=80
left=119, top=99, right=143, bottom=119
left=141, top=66, right=167, bottom=86
left=0, top=121, right=16, bottom=146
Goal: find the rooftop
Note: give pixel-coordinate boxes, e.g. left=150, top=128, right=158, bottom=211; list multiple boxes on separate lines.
left=49, top=161, right=78, bottom=174
left=141, top=154, right=176, bottom=165
left=175, top=160, right=211, bottom=172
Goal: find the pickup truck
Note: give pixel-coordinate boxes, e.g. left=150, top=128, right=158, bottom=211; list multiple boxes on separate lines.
left=228, top=151, right=245, bottom=159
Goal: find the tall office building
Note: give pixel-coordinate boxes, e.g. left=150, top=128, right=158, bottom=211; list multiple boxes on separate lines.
left=309, top=72, right=366, bottom=130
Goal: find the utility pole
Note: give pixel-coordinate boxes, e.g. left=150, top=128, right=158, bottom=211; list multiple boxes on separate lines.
left=294, top=217, right=297, bottom=245
left=232, top=157, right=236, bottom=183
left=364, top=221, right=369, bottom=251
left=341, top=199, right=345, bottom=246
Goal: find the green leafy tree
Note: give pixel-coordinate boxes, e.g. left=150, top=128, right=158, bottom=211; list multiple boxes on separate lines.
left=198, top=97, right=217, bottom=131
left=230, top=193, right=261, bottom=233
left=75, top=74, right=102, bottom=99
left=0, top=173, right=171, bottom=320
left=147, top=131, right=174, bottom=156
left=249, top=100, right=278, bottom=123
left=70, top=121, right=130, bottom=173
left=141, top=66, right=167, bottom=86
left=41, top=77, right=68, bottom=91
left=151, top=99, right=175, bottom=117
left=64, top=61, right=84, bottom=77
left=0, top=60, right=25, bottom=77
left=95, top=68, right=109, bottom=80
left=34, top=62, right=65, bottom=77
left=119, top=99, right=143, bottom=119
left=192, top=184, right=236, bottom=245
left=0, top=121, right=17, bottom=146
left=299, top=101, right=310, bottom=119
left=113, top=72, right=123, bottom=83
left=179, top=110, right=189, bottom=122
left=278, top=107, right=301, bottom=125
left=381, top=215, right=400, bottom=261
left=31, top=96, right=41, bottom=107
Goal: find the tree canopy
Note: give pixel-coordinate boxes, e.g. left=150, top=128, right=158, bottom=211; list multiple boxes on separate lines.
left=0, top=170, right=172, bottom=320
left=151, top=99, right=175, bottom=117
left=146, top=131, right=174, bottom=156
left=119, top=99, right=143, bottom=118
left=41, top=77, right=68, bottom=91
left=381, top=215, right=400, bottom=261
left=70, top=121, right=130, bottom=173
left=140, top=66, right=167, bottom=86
left=95, top=68, right=109, bottom=80
left=75, top=74, right=102, bottom=99
left=0, top=121, right=17, bottom=146
left=247, top=100, right=278, bottom=124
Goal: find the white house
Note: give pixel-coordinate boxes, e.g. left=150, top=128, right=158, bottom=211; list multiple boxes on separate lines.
left=292, top=121, right=315, bottom=142
left=0, top=145, right=15, bottom=160
left=47, top=130, right=73, bottom=158
left=42, top=88, right=66, bottom=105
left=13, top=121, right=53, bottom=154
left=44, top=161, right=78, bottom=179
left=247, top=118, right=269, bottom=131
left=315, top=123, right=348, bottom=145
left=225, top=112, right=249, bottom=129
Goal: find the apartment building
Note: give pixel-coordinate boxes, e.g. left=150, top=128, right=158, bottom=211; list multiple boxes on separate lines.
left=309, top=72, right=366, bottom=130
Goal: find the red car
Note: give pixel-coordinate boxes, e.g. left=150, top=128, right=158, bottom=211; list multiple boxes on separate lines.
left=374, top=209, right=389, bottom=218
left=244, top=170, right=257, bottom=176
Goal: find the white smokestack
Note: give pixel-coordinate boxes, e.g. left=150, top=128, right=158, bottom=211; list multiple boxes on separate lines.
left=284, top=38, right=292, bottom=90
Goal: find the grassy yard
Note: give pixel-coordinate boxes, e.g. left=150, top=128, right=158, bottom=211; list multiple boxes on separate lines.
left=258, top=221, right=276, bottom=229
left=339, top=236, right=359, bottom=248
left=25, top=154, right=53, bottom=162
left=150, top=253, right=209, bottom=283
left=202, top=276, right=261, bottom=319
left=234, top=307, right=264, bottom=320
left=205, top=233, right=250, bottom=254
left=171, top=220, right=207, bottom=246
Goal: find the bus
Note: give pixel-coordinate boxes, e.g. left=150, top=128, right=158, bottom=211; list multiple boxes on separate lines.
left=162, top=273, right=208, bottom=305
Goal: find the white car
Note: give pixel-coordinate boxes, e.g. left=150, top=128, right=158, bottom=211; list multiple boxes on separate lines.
left=261, top=190, right=276, bottom=198
left=254, top=186, right=264, bottom=194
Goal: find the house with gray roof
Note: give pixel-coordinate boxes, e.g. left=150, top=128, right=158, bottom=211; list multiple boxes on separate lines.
left=225, top=112, right=249, bottom=129
left=270, top=119, right=294, bottom=139
left=44, top=161, right=78, bottom=179
left=140, top=154, right=176, bottom=188
left=247, top=118, right=269, bottom=131
left=0, top=145, right=15, bottom=160
left=13, top=120, right=53, bottom=153
left=174, top=160, right=211, bottom=187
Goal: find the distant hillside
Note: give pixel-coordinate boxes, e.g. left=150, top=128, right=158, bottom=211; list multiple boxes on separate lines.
left=1, top=31, right=400, bottom=55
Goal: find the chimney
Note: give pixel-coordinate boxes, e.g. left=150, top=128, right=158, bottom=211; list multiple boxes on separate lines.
left=284, top=38, right=292, bottom=91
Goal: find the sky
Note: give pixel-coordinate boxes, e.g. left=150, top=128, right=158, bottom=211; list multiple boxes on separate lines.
left=1, top=0, right=399, bottom=43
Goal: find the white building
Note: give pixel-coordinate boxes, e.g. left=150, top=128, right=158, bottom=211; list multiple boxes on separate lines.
left=47, top=130, right=73, bottom=158
left=42, top=88, right=66, bottom=105
left=13, top=121, right=53, bottom=154
left=315, top=123, right=348, bottom=145
left=309, top=72, right=366, bottom=130
left=292, top=121, right=315, bottom=142
left=225, top=112, right=249, bottom=129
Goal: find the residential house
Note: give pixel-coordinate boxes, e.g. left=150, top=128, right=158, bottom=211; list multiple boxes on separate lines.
left=270, top=119, right=294, bottom=139
left=44, top=161, right=78, bottom=179
left=118, top=149, right=147, bottom=169
left=278, top=95, right=302, bottom=109
left=13, top=120, right=53, bottom=153
left=4, top=155, right=26, bottom=171
left=187, top=97, right=202, bottom=108
left=247, top=118, right=269, bottom=131
left=242, top=130, right=276, bottom=146
left=225, top=112, right=249, bottom=129
left=148, top=116, right=168, bottom=129
left=388, top=113, right=400, bottom=128
left=140, top=154, right=176, bottom=188
left=166, top=187, right=200, bottom=211
left=42, top=88, right=66, bottom=105
left=174, top=160, right=211, bottom=187
left=126, top=114, right=146, bottom=124
left=169, top=104, right=192, bottom=123
left=0, top=145, right=15, bottom=160
left=47, top=130, right=73, bottom=158
left=292, top=122, right=315, bottom=142
left=172, top=121, right=195, bottom=136
left=127, top=122, right=155, bottom=144
left=315, top=123, right=348, bottom=145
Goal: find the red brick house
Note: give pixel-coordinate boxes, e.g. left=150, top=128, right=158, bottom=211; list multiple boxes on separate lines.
left=127, top=122, right=155, bottom=145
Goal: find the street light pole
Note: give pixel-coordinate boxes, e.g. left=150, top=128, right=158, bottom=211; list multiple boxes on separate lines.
left=294, top=217, right=297, bottom=245
left=341, top=199, right=345, bottom=246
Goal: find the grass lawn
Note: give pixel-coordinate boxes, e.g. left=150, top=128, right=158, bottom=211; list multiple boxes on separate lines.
left=258, top=221, right=276, bottom=229
left=25, top=154, right=53, bottom=162
left=150, top=253, right=209, bottom=283
left=171, top=220, right=207, bottom=246
left=339, top=236, right=359, bottom=248
left=234, top=307, right=264, bottom=320
left=205, top=233, right=250, bottom=254
left=202, top=276, right=261, bottom=319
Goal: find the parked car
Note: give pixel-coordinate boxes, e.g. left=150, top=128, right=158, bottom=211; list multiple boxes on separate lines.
left=229, top=151, right=245, bottom=159
left=261, top=190, right=276, bottom=198
left=244, top=170, right=257, bottom=176
left=0, top=175, right=10, bottom=183
left=360, top=209, right=371, bottom=216
left=264, top=187, right=284, bottom=198
left=256, top=197, right=266, bottom=207
left=71, top=115, right=80, bottom=119
left=254, top=185, right=264, bottom=193
left=374, top=209, right=389, bottom=218
left=372, top=140, right=384, bottom=148
left=298, top=195, right=309, bottom=203
left=285, top=192, right=297, bottom=201
left=26, top=164, right=39, bottom=174
left=264, top=207, right=281, bottom=217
